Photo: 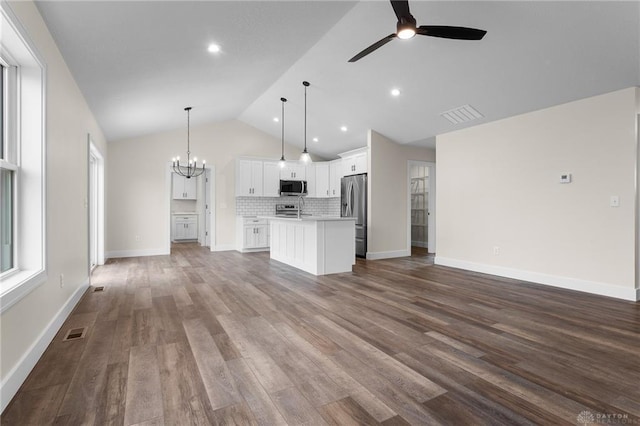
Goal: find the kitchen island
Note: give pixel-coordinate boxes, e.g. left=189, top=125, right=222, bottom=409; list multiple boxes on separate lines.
left=262, top=216, right=356, bottom=276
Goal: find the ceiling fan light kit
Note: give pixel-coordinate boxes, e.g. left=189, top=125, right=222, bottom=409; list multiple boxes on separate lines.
left=349, top=0, right=487, bottom=62
left=172, top=107, right=205, bottom=179
left=397, top=16, right=417, bottom=39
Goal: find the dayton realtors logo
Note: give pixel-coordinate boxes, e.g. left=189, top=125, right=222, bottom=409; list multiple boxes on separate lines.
left=577, top=410, right=637, bottom=425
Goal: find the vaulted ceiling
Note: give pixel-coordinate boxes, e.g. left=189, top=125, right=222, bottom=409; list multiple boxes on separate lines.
left=36, top=1, right=640, bottom=158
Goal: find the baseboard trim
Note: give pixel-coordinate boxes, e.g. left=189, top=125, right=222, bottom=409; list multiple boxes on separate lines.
left=434, top=257, right=639, bottom=302
left=106, top=248, right=169, bottom=259
left=366, top=249, right=411, bottom=260
left=213, top=244, right=235, bottom=252
left=0, top=278, right=89, bottom=413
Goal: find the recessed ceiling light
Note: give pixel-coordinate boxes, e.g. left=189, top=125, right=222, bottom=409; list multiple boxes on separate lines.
left=340, top=126, right=348, bottom=132
left=391, top=88, right=401, bottom=97
left=207, top=43, right=221, bottom=53
left=273, top=117, right=279, bottom=122
left=312, top=137, right=319, bottom=142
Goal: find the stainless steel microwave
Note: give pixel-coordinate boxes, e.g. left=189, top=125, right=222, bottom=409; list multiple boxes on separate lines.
left=279, top=180, right=307, bottom=196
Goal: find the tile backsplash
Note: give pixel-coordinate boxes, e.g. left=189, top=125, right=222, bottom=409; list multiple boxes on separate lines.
left=236, top=197, right=341, bottom=217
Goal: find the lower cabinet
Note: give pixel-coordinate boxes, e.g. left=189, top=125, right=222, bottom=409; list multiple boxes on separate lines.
left=173, top=214, right=198, bottom=241
left=236, top=217, right=270, bottom=252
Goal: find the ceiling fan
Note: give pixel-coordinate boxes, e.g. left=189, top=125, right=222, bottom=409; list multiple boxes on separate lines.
left=348, top=0, right=487, bottom=63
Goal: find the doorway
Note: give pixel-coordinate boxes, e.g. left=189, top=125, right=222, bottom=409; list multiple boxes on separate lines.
left=165, top=163, right=215, bottom=254
left=88, top=137, right=105, bottom=272
left=407, top=161, right=435, bottom=256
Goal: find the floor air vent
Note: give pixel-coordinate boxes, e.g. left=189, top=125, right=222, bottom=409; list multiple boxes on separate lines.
left=93, top=286, right=105, bottom=292
left=63, top=327, right=87, bottom=342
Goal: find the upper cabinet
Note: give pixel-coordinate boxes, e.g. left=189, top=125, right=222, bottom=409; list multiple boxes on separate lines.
left=280, top=161, right=306, bottom=180
left=314, top=163, right=330, bottom=198
left=262, top=161, right=281, bottom=197
left=305, top=163, right=316, bottom=197
left=341, top=148, right=368, bottom=176
left=329, top=159, right=342, bottom=197
left=172, top=173, right=197, bottom=200
left=236, top=159, right=263, bottom=196
left=234, top=152, right=365, bottom=198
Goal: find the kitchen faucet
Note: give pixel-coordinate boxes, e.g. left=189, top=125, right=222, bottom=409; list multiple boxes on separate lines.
left=297, top=194, right=305, bottom=219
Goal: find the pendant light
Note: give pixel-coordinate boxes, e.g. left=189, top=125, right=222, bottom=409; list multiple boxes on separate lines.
left=300, top=81, right=312, bottom=163
left=279, top=97, right=287, bottom=168
left=172, top=107, right=205, bottom=179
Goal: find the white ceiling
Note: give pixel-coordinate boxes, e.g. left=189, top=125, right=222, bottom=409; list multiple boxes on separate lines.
left=36, top=1, right=639, bottom=159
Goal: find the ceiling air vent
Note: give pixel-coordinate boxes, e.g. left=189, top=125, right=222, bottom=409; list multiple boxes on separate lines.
left=440, top=104, right=483, bottom=125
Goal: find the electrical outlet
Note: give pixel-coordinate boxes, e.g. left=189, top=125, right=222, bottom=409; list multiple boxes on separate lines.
left=135, top=235, right=141, bottom=241
left=59, top=273, right=64, bottom=288
left=493, top=246, right=500, bottom=256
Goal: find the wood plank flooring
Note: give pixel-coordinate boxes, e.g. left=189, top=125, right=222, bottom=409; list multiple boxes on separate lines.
left=2, top=243, right=639, bottom=425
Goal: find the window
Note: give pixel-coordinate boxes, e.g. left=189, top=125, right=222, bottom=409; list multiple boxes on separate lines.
left=0, top=4, right=47, bottom=313
left=1, top=63, right=15, bottom=274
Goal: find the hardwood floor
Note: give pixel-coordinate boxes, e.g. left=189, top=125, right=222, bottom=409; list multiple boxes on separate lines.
left=2, top=242, right=639, bottom=425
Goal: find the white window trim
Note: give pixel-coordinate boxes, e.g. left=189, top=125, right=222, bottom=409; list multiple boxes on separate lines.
left=0, top=3, right=47, bottom=314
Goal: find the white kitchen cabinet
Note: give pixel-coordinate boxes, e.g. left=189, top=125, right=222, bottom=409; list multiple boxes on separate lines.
left=305, top=163, right=316, bottom=197
left=314, top=163, right=330, bottom=198
left=263, top=161, right=281, bottom=197
left=341, top=150, right=367, bottom=176
left=236, top=217, right=270, bottom=252
left=280, top=162, right=306, bottom=180
left=172, top=173, right=197, bottom=200
left=173, top=214, right=198, bottom=241
left=329, top=159, right=342, bottom=197
left=269, top=217, right=355, bottom=275
left=236, top=159, right=263, bottom=196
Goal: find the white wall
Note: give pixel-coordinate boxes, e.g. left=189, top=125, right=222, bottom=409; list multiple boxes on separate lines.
left=107, top=120, right=309, bottom=254
left=1, top=1, right=107, bottom=410
left=436, top=87, right=639, bottom=301
left=367, top=130, right=436, bottom=258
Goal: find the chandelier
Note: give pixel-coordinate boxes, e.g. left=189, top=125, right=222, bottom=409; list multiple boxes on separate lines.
left=172, top=107, right=205, bottom=179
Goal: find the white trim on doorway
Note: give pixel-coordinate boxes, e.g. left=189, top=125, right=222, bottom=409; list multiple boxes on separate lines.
left=407, top=160, right=436, bottom=255
left=165, top=162, right=216, bottom=254
left=88, top=136, right=105, bottom=270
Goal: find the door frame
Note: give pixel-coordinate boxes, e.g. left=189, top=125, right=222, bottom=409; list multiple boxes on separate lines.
left=407, top=160, right=436, bottom=254
left=165, top=163, right=216, bottom=253
left=87, top=135, right=105, bottom=271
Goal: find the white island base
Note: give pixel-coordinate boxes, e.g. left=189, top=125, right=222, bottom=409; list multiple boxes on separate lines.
left=268, top=216, right=356, bottom=276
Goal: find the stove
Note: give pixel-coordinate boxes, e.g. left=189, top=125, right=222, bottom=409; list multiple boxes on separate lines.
left=275, top=204, right=299, bottom=217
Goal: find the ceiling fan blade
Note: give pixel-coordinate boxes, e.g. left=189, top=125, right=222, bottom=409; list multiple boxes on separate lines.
left=348, top=34, right=397, bottom=63
left=417, top=25, right=487, bottom=40
left=390, top=0, right=411, bottom=20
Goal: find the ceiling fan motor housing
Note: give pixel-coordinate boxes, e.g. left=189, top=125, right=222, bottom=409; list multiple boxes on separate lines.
left=397, top=15, right=417, bottom=38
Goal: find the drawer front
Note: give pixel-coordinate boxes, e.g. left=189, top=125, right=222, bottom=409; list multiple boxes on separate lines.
left=243, top=218, right=267, bottom=226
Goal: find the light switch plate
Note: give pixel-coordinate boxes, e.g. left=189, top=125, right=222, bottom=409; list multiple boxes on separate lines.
left=559, top=173, right=572, bottom=183
left=610, top=195, right=620, bottom=207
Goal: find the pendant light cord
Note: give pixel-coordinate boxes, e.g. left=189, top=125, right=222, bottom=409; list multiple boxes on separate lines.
left=280, top=98, right=287, bottom=161
left=303, top=81, right=309, bottom=153
left=185, top=107, right=192, bottom=168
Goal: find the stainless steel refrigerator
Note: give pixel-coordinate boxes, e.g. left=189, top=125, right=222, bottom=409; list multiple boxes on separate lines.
left=341, top=173, right=367, bottom=258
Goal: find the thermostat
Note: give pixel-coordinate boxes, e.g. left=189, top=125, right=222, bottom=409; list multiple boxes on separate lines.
left=559, top=173, right=572, bottom=183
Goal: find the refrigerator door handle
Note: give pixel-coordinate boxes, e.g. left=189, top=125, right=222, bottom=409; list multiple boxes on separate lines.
left=347, top=181, right=353, bottom=217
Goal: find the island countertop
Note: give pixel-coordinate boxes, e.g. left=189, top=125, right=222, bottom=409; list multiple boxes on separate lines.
left=258, top=215, right=354, bottom=222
